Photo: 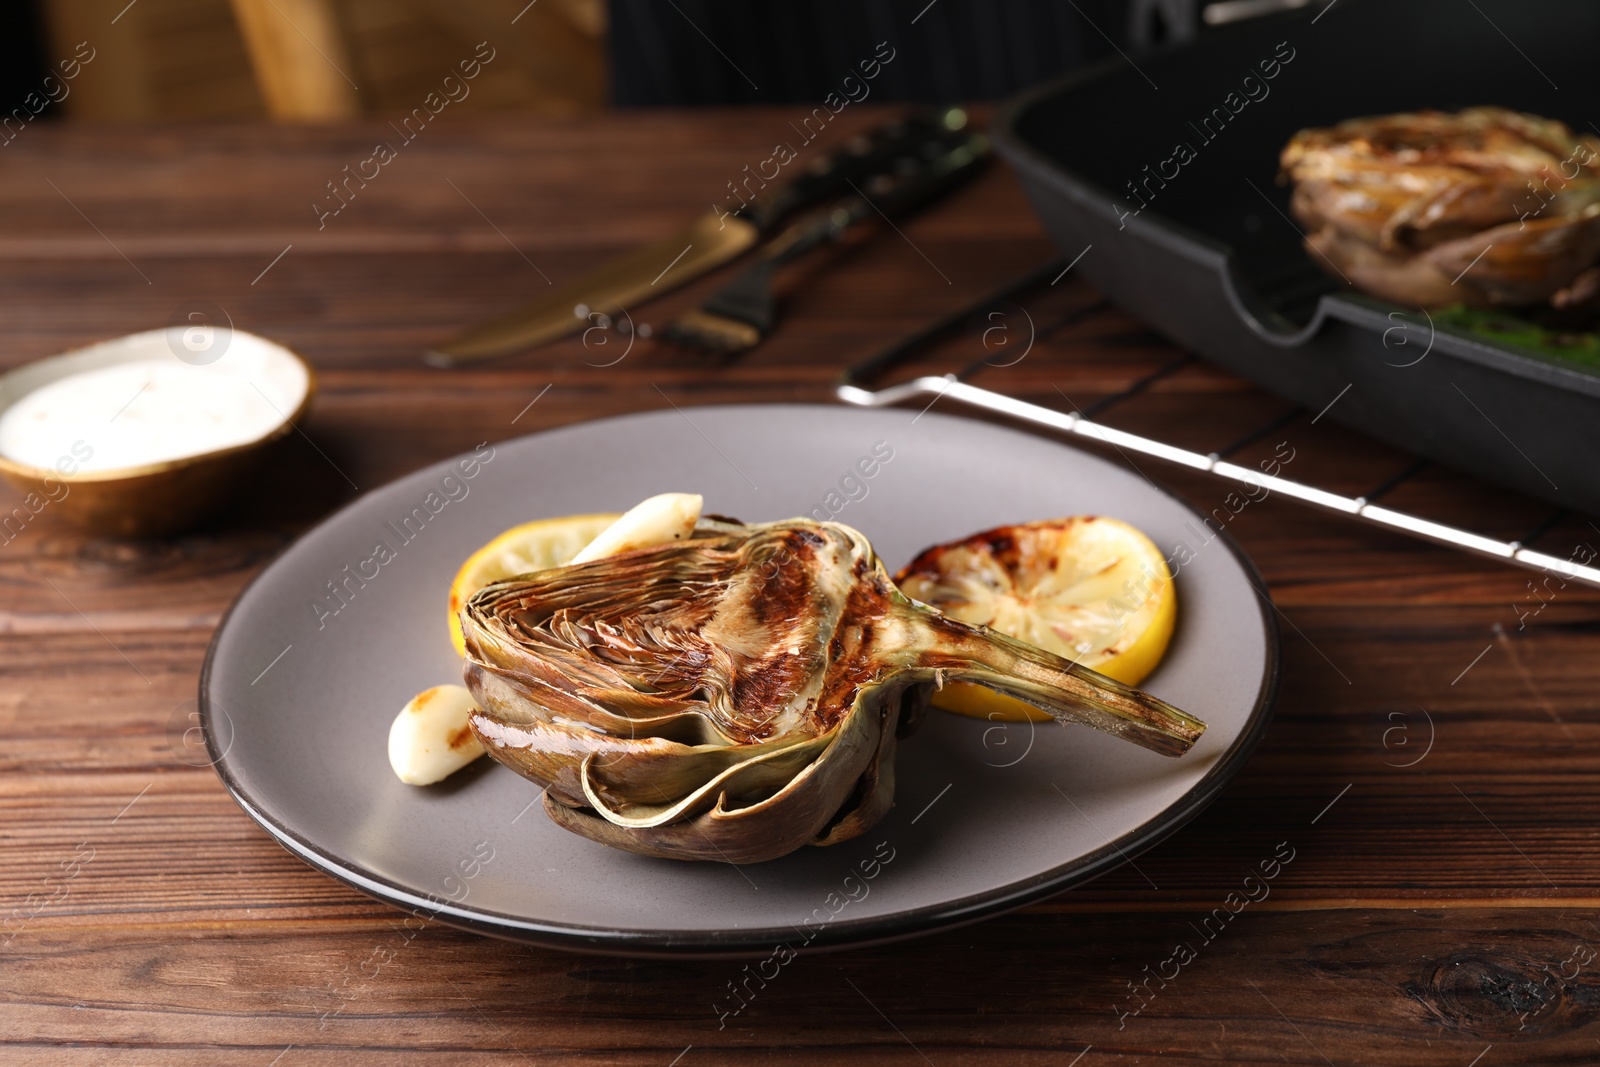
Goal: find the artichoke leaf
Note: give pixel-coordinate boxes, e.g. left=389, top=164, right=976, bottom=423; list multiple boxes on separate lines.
left=578, top=729, right=836, bottom=827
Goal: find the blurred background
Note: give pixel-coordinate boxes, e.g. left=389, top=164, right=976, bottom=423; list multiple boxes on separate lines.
left=0, top=0, right=1194, bottom=121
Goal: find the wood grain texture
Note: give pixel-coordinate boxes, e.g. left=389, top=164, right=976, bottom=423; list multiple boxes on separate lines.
left=1, top=109, right=1598, bottom=1064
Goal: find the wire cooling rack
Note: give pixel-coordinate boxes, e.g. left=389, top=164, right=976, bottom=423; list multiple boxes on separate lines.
left=836, top=260, right=1600, bottom=591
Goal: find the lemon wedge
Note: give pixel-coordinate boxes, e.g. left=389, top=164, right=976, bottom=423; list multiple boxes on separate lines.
left=893, top=516, right=1176, bottom=723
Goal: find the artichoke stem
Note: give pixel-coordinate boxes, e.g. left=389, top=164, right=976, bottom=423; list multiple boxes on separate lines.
left=917, top=613, right=1205, bottom=757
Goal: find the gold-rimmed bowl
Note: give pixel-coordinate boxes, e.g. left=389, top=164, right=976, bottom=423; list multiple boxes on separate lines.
left=0, top=328, right=315, bottom=537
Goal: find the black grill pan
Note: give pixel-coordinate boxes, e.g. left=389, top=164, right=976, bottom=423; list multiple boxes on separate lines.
left=991, top=0, right=1600, bottom=516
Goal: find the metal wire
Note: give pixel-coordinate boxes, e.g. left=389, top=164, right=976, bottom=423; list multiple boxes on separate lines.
left=835, top=262, right=1600, bottom=591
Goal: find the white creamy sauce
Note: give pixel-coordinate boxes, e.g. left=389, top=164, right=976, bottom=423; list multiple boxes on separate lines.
left=0, top=336, right=302, bottom=472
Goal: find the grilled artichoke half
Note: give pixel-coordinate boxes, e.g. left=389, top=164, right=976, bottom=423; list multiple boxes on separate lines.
left=1282, top=107, right=1600, bottom=308
left=461, top=518, right=1205, bottom=863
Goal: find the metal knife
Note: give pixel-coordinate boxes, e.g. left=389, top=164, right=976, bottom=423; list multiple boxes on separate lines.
left=424, top=108, right=972, bottom=366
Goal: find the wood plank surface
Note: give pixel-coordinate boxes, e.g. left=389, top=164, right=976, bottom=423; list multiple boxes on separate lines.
left=2, top=108, right=1598, bottom=1064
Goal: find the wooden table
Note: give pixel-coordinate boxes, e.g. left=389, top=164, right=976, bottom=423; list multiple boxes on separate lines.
left=3, top=108, right=1597, bottom=1066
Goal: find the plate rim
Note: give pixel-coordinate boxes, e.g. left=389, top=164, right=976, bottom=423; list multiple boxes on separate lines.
left=201, top=402, right=1281, bottom=958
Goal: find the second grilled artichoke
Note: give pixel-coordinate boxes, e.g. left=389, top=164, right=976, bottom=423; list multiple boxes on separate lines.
left=1282, top=107, right=1600, bottom=309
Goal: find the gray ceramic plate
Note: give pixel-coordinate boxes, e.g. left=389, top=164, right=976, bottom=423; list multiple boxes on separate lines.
left=202, top=404, right=1278, bottom=957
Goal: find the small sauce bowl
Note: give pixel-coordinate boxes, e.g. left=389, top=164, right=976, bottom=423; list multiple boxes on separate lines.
left=0, top=328, right=315, bottom=537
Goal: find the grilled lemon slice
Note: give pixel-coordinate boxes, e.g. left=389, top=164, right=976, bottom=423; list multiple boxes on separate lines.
left=894, top=516, right=1176, bottom=722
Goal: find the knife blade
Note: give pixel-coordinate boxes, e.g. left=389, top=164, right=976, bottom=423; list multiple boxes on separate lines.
left=424, top=109, right=971, bottom=366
